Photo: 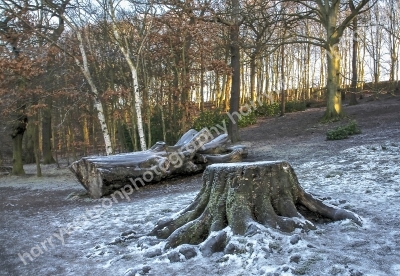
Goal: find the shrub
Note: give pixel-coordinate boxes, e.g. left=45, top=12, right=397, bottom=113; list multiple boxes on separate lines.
left=344, top=120, right=362, bottom=135
left=192, top=108, right=226, bottom=131
left=255, top=101, right=306, bottom=117
left=193, top=100, right=308, bottom=132
left=326, top=120, right=361, bottom=140
left=326, top=127, right=349, bottom=140
left=193, top=107, right=259, bottom=131
left=255, top=102, right=280, bottom=116
left=285, top=101, right=306, bottom=113
left=238, top=111, right=257, bottom=127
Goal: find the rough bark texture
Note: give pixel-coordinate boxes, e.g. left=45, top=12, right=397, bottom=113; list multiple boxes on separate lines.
left=349, top=12, right=359, bottom=106
left=70, top=129, right=247, bottom=198
left=11, top=115, right=27, bottom=175
left=149, top=161, right=362, bottom=249
left=228, top=2, right=241, bottom=143
left=42, top=99, right=56, bottom=164
left=323, top=45, right=343, bottom=120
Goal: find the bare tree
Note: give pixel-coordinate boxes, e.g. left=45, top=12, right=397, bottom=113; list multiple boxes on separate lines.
left=39, top=0, right=114, bottom=155
left=364, top=2, right=383, bottom=84
left=288, top=0, right=375, bottom=120
left=349, top=0, right=359, bottom=105
left=104, top=0, right=151, bottom=150
left=382, top=0, right=399, bottom=83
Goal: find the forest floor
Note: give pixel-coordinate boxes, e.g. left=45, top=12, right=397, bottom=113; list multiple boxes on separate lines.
left=1, top=93, right=400, bottom=276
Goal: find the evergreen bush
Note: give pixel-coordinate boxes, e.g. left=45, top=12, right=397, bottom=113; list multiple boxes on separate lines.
left=326, top=120, right=361, bottom=140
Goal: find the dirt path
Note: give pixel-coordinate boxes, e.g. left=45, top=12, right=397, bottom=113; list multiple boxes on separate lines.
left=1, top=95, right=399, bottom=276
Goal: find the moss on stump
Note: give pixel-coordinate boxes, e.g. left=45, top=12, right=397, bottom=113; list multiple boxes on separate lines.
left=149, top=161, right=361, bottom=249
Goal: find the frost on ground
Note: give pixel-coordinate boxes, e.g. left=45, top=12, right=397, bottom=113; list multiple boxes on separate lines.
left=2, top=141, right=399, bottom=276
left=89, top=142, right=400, bottom=276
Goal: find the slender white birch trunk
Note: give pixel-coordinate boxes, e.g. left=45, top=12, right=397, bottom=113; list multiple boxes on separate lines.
left=108, top=0, right=147, bottom=151
left=13, top=1, right=114, bottom=155
left=75, top=31, right=113, bottom=155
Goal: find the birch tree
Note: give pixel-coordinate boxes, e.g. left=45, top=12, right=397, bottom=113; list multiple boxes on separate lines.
left=41, top=0, right=114, bottom=155
left=105, top=0, right=149, bottom=150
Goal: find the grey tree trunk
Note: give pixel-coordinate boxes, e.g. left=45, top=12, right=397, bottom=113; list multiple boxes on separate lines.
left=280, top=42, right=285, bottom=116
left=34, top=113, right=42, bottom=177
left=349, top=9, right=359, bottom=106
left=249, top=54, right=257, bottom=103
left=42, top=98, right=55, bottom=164
left=228, top=0, right=241, bottom=143
left=150, top=161, right=362, bottom=249
left=24, top=122, right=36, bottom=164
left=11, top=115, right=27, bottom=175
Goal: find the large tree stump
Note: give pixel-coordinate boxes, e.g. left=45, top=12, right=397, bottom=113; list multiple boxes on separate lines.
left=70, top=129, right=247, bottom=198
left=149, top=161, right=362, bottom=249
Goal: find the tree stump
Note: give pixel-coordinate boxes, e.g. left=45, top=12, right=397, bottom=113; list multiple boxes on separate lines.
left=69, top=129, right=247, bottom=198
left=149, top=161, right=362, bottom=249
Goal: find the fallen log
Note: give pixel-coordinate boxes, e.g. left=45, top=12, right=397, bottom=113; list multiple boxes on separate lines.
left=70, top=128, right=247, bottom=198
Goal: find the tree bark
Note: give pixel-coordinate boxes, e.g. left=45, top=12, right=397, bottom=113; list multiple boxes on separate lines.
left=323, top=44, right=342, bottom=120
left=42, top=98, right=56, bottom=164
left=280, top=42, right=285, bottom=116
left=149, top=161, right=362, bottom=249
left=24, top=121, right=36, bottom=164
left=107, top=0, right=158, bottom=150
left=74, top=30, right=113, bottom=155
left=70, top=129, right=247, bottom=198
left=349, top=7, right=359, bottom=106
left=228, top=0, right=241, bottom=143
left=34, top=114, right=42, bottom=177
left=249, top=54, right=257, bottom=103
left=11, top=115, right=27, bottom=175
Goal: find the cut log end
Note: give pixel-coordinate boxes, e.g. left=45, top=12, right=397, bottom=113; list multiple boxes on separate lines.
left=149, top=161, right=362, bottom=249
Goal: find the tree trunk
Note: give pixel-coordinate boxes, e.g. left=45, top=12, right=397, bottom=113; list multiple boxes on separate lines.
left=150, top=161, right=362, bottom=249
left=11, top=115, right=27, bottom=175
left=215, top=71, right=221, bottom=107
left=349, top=13, right=359, bottom=106
left=74, top=30, right=113, bottom=155
left=70, top=129, right=247, bottom=198
left=323, top=44, right=342, bottom=120
left=24, top=121, right=36, bottom=164
left=200, top=56, right=205, bottom=112
left=82, top=113, right=90, bottom=156
left=227, top=0, right=241, bottom=143
left=241, top=59, right=246, bottom=104
left=224, top=73, right=232, bottom=112
left=34, top=115, right=42, bottom=177
left=390, top=0, right=398, bottom=82
left=42, top=98, right=55, bottom=164
left=306, top=41, right=311, bottom=100
left=249, top=54, right=257, bottom=103
left=280, top=42, right=285, bottom=117
left=108, top=0, right=146, bottom=151
left=320, top=47, right=325, bottom=97
left=228, top=23, right=241, bottom=143
left=129, top=62, right=147, bottom=150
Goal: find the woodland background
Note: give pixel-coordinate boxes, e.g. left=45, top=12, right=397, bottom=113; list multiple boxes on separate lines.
left=0, top=0, right=399, bottom=175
